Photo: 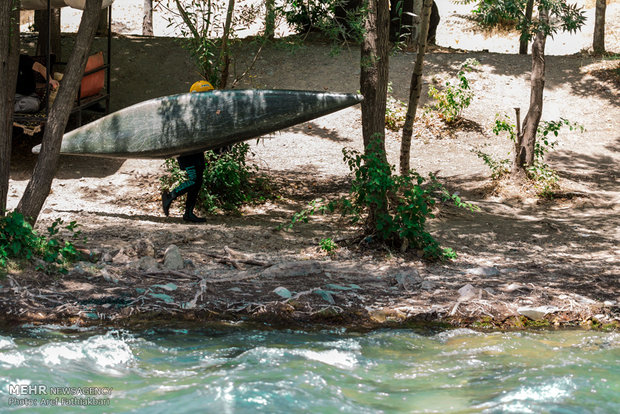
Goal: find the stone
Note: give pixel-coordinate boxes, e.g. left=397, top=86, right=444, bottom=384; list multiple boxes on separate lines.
left=163, top=245, right=184, bottom=270
left=102, top=252, right=114, bottom=263
left=135, top=238, right=156, bottom=257
left=100, top=269, right=118, bottom=284
left=112, top=250, right=131, bottom=264
left=394, top=269, right=422, bottom=291
left=139, top=256, right=159, bottom=271
left=458, top=284, right=479, bottom=302
left=273, top=287, right=292, bottom=299
left=467, top=266, right=500, bottom=277
left=517, top=305, right=559, bottom=320
left=420, top=280, right=436, bottom=291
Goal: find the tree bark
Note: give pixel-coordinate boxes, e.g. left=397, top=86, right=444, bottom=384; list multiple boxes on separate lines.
left=360, top=0, right=389, bottom=155
left=399, top=0, right=433, bottom=176
left=143, top=0, right=154, bottom=36
left=17, top=0, right=103, bottom=224
left=218, top=0, right=236, bottom=88
left=264, top=0, right=275, bottom=39
left=593, top=0, right=606, bottom=54
left=513, top=7, right=548, bottom=176
left=360, top=0, right=390, bottom=229
left=519, top=0, right=535, bottom=55
left=0, top=0, right=21, bottom=215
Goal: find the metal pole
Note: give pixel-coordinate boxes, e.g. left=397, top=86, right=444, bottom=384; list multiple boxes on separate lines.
left=107, top=5, right=111, bottom=114
left=45, top=0, right=51, bottom=119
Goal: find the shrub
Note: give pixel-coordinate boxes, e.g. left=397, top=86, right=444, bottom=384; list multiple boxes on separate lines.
left=428, top=59, right=479, bottom=124
left=0, top=211, right=82, bottom=274
left=281, top=140, right=478, bottom=260
left=160, top=143, right=274, bottom=214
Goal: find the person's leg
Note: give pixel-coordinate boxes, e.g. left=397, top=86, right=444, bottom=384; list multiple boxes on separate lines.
left=162, top=153, right=204, bottom=218
left=183, top=158, right=205, bottom=222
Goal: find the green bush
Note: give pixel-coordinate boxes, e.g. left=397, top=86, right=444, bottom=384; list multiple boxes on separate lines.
left=0, top=211, right=81, bottom=274
left=281, top=140, right=478, bottom=260
left=476, top=114, right=584, bottom=197
left=160, top=143, right=274, bottom=214
left=428, top=59, right=479, bottom=124
left=276, top=0, right=365, bottom=43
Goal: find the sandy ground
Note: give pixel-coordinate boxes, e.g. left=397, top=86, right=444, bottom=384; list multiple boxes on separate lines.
left=4, top=1, right=619, bottom=329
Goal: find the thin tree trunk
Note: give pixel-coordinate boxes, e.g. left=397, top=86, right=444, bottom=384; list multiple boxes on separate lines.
left=218, top=0, right=236, bottom=88
left=17, top=0, right=103, bottom=224
left=360, top=0, right=390, bottom=229
left=360, top=0, right=389, bottom=155
left=0, top=0, right=21, bottom=215
left=519, top=0, right=534, bottom=55
left=593, top=0, right=606, bottom=54
left=513, top=7, right=548, bottom=176
left=143, top=0, right=154, bottom=36
left=264, top=0, right=275, bottom=39
left=399, top=0, right=433, bottom=176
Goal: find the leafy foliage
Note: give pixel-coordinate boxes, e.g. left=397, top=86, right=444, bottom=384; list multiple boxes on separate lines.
left=457, top=0, right=586, bottom=44
left=476, top=114, right=584, bottom=196
left=427, top=59, right=479, bottom=124
left=319, top=238, right=338, bottom=253
left=0, top=211, right=82, bottom=274
left=159, top=0, right=262, bottom=87
left=276, top=0, right=365, bottom=44
left=160, top=143, right=274, bottom=214
left=281, top=141, right=478, bottom=260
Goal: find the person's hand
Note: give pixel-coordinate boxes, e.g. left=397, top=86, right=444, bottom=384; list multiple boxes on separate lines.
left=50, top=79, right=59, bottom=90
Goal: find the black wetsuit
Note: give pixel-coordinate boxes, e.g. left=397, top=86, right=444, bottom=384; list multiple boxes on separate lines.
left=163, top=152, right=205, bottom=222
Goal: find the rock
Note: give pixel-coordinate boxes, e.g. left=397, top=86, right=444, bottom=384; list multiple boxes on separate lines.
left=163, top=245, right=184, bottom=270
left=100, top=268, right=118, bottom=283
left=102, top=251, right=114, bottom=263
left=394, top=269, right=422, bottom=291
left=112, top=250, right=131, bottom=264
left=135, top=238, right=156, bottom=257
left=273, top=287, right=292, bottom=299
left=458, top=284, right=479, bottom=302
left=420, top=280, right=436, bottom=291
left=504, top=283, right=530, bottom=292
left=467, top=266, right=500, bottom=277
left=603, top=300, right=616, bottom=307
left=139, top=256, right=159, bottom=271
left=517, top=305, right=559, bottom=320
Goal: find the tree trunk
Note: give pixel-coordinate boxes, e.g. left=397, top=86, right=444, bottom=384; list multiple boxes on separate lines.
left=218, top=0, right=236, bottom=88
left=399, top=0, right=433, bottom=176
left=264, top=0, right=275, bottom=39
left=17, top=0, right=103, bottom=224
left=519, top=0, right=535, bottom=55
left=360, top=0, right=390, bottom=229
left=0, top=0, right=21, bottom=215
left=593, top=0, right=606, bottom=54
left=143, top=0, right=154, bottom=36
left=513, top=7, right=548, bottom=177
left=35, top=8, right=62, bottom=61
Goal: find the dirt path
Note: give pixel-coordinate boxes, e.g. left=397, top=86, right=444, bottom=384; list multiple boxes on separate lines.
left=4, top=3, right=619, bottom=329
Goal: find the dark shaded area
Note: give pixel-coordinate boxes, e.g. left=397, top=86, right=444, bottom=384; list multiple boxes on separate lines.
left=9, top=129, right=124, bottom=180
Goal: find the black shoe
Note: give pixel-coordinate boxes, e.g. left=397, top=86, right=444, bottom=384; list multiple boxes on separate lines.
left=162, top=191, right=174, bottom=216
left=183, top=211, right=206, bottom=223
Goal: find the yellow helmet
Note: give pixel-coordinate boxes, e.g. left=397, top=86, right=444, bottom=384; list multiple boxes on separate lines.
left=189, top=80, right=214, bottom=93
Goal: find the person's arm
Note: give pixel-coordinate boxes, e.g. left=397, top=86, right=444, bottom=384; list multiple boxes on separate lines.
left=32, top=61, right=59, bottom=90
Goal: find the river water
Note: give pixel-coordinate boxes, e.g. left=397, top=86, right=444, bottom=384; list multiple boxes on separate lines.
left=1, top=326, right=618, bottom=413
